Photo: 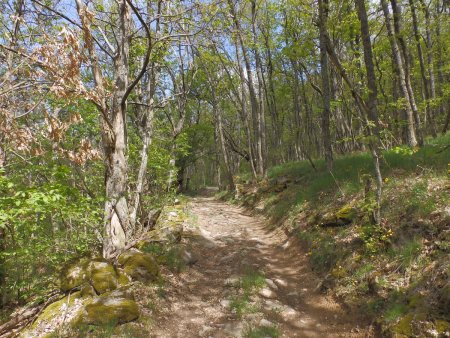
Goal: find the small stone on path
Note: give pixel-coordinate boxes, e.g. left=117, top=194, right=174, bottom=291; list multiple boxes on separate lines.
left=259, top=318, right=274, bottom=327
left=258, top=287, right=277, bottom=299
left=265, top=278, right=278, bottom=290
left=274, top=278, right=288, bottom=287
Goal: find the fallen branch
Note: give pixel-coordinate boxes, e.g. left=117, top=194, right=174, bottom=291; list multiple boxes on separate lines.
left=0, top=292, right=62, bottom=338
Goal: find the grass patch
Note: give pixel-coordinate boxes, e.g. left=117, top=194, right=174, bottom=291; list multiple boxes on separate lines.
left=384, top=302, right=408, bottom=322
left=245, top=324, right=280, bottom=338
left=229, top=269, right=266, bottom=318
left=389, top=238, right=422, bottom=268
left=229, top=295, right=259, bottom=317
left=266, top=133, right=450, bottom=207
left=240, top=269, right=266, bottom=292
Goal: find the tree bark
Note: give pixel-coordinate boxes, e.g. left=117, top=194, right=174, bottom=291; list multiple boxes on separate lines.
left=227, top=0, right=265, bottom=178
left=380, top=0, right=418, bottom=147
left=355, top=0, right=383, bottom=224
left=318, top=0, right=333, bottom=170
left=409, top=0, right=437, bottom=137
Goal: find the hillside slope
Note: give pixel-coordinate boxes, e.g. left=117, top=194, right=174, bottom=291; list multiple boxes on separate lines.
left=224, top=134, right=450, bottom=337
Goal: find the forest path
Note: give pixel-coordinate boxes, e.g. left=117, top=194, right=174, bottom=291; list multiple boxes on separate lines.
left=150, top=197, right=370, bottom=337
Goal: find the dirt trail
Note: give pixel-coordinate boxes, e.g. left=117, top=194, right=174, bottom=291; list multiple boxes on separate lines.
left=151, top=197, right=370, bottom=338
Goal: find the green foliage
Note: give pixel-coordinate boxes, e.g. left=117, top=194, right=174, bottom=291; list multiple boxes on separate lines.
left=389, top=238, right=422, bottom=268
left=298, top=229, right=343, bottom=273
left=245, top=324, right=280, bottom=338
left=408, top=182, right=437, bottom=216
left=240, top=269, right=266, bottom=293
left=384, top=303, right=408, bottom=322
left=359, top=224, right=393, bottom=255
left=229, top=269, right=266, bottom=318
left=0, top=165, right=102, bottom=303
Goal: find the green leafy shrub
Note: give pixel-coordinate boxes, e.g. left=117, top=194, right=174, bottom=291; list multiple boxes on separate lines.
left=0, top=167, right=102, bottom=303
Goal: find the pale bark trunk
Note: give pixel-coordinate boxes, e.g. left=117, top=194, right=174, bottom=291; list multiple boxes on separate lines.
left=409, top=0, right=437, bottom=137
left=130, top=99, right=154, bottom=228
left=318, top=0, right=333, bottom=170
left=380, top=0, right=418, bottom=147
left=419, top=0, right=438, bottom=136
left=129, top=1, right=161, bottom=228
left=228, top=0, right=265, bottom=178
left=102, top=0, right=131, bottom=258
left=1, top=0, right=24, bottom=169
left=232, top=34, right=258, bottom=179
left=390, top=0, right=423, bottom=145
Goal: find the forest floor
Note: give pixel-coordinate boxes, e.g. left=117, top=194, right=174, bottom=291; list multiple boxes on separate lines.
left=150, top=197, right=371, bottom=338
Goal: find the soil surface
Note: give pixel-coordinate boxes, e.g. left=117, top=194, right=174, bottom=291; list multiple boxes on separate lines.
left=151, top=197, right=371, bottom=337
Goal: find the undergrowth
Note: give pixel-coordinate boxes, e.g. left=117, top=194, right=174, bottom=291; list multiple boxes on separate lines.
left=233, top=133, right=450, bottom=336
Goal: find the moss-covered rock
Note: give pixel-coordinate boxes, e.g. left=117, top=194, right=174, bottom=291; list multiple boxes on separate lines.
left=81, top=288, right=139, bottom=325
left=391, top=313, right=414, bottom=336
left=117, top=268, right=131, bottom=286
left=80, top=283, right=97, bottom=297
left=60, top=258, right=91, bottom=292
left=320, top=205, right=357, bottom=227
left=88, top=261, right=119, bottom=294
left=118, top=250, right=159, bottom=282
left=435, top=320, right=450, bottom=335
left=35, top=292, right=83, bottom=325
left=144, top=206, right=185, bottom=244
left=147, top=222, right=183, bottom=243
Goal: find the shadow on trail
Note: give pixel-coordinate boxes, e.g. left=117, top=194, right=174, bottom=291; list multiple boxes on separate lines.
left=151, top=197, right=369, bottom=338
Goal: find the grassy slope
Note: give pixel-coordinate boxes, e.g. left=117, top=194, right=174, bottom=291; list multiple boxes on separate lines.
left=228, top=133, right=450, bottom=337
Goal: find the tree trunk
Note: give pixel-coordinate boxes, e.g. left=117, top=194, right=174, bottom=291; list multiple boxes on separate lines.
left=390, top=0, right=423, bottom=145
left=228, top=0, right=265, bottom=178
left=318, top=0, right=333, bottom=170
left=356, top=0, right=383, bottom=224
left=409, top=0, right=437, bottom=137
left=380, top=0, right=418, bottom=147
left=102, top=0, right=131, bottom=258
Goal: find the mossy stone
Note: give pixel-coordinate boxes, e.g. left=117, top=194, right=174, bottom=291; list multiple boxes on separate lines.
left=435, top=320, right=450, bottom=334
left=60, top=258, right=90, bottom=292
left=335, top=205, right=357, bottom=222
left=33, top=292, right=82, bottom=326
left=320, top=205, right=357, bottom=227
left=82, top=288, right=139, bottom=325
left=117, top=268, right=131, bottom=286
left=88, top=261, right=119, bottom=294
left=119, top=251, right=159, bottom=282
left=80, top=283, right=97, bottom=297
left=391, top=313, right=414, bottom=336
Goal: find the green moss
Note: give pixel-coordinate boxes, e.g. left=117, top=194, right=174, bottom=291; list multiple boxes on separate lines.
left=117, top=269, right=131, bottom=286
left=435, top=320, right=450, bottom=334
left=60, top=258, right=90, bottom=292
left=82, top=289, right=139, bottom=325
left=335, top=205, right=357, bottom=222
left=33, top=292, right=82, bottom=326
left=384, top=303, right=408, bottom=322
left=80, top=283, right=96, bottom=297
left=408, top=294, right=424, bottom=309
left=245, top=324, right=280, bottom=338
left=119, top=251, right=159, bottom=282
left=391, top=313, right=414, bottom=336
left=88, top=261, right=119, bottom=294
